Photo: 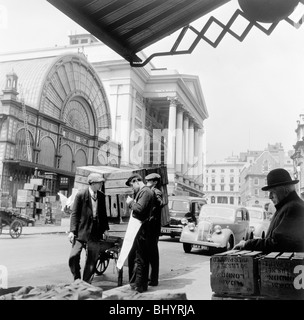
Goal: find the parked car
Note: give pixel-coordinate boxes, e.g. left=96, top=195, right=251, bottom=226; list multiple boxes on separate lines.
left=180, top=204, right=252, bottom=253
left=160, top=196, right=207, bottom=238
left=246, top=206, right=270, bottom=239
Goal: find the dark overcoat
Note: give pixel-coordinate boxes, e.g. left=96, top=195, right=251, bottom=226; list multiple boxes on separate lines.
left=69, top=188, right=109, bottom=242
left=244, top=191, right=304, bottom=253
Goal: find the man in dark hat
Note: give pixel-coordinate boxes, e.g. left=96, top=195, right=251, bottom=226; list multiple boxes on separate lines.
left=145, top=172, right=164, bottom=287
left=234, top=168, right=304, bottom=253
left=68, top=172, right=110, bottom=283
left=125, top=173, right=154, bottom=293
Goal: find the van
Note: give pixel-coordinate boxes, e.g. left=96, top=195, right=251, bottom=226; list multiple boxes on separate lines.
left=160, top=196, right=207, bottom=238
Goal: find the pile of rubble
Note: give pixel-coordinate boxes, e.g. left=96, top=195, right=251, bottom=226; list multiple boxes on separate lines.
left=0, top=280, right=104, bottom=300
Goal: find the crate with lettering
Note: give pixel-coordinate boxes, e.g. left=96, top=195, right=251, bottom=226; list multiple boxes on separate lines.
left=210, top=250, right=264, bottom=296
left=259, top=252, right=304, bottom=300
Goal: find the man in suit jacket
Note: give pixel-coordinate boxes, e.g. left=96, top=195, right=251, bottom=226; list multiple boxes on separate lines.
left=145, top=173, right=164, bottom=287
left=125, top=173, right=154, bottom=293
left=68, top=173, right=110, bottom=283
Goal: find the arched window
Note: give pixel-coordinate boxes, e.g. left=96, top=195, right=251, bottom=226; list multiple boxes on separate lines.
left=15, top=128, right=34, bottom=162
left=75, top=149, right=87, bottom=169
left=59, top=145, right=73, bottom=171
left=39, top=137, right=55, bottom=167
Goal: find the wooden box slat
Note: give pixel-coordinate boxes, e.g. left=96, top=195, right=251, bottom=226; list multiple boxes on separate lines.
left=259, top=252, right=304, bottom=300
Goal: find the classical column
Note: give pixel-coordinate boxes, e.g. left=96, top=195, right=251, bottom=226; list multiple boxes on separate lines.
left=188, top=119, right=194, bottom=177
left=197, top=128, right=204, bottom=183
left=167, top=97, right=177, bottom=172
left=175, top=107, right=184, bottom=173
left=182, top=114, right=189, bottom=175
left=194, top=125, right=199, bottom=178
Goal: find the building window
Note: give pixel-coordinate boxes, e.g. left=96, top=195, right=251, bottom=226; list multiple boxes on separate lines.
left=230, top=197, right=234, bottom=204
left=221, top=169, right=225, bottom=173
left=255, top=188, right=259, bottom=196
left=212, top=169, right=215, bottom=173
left=212, top=178, right=215, bottom=184
left=212, top=186, right=215, bottom=191
left=254, top=178, right=259, bottom=185
left=218, top=196, right=228, bottom=204
left=230, top=185, right=234, bottom=191
left=221, top=185, right=224, bottom=191
left=263, top=160, right=269, bottom=172
left=221, top=177, right=225, bottom=183
left=230, top=169, right=234, bottom=173
left=230, top=177, right=234, bottom=183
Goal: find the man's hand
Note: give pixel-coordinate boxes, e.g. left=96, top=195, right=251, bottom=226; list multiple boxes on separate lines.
left=126, top=196, right=133, bottom=205
left=233, top=240, right=246, bottom=250
left=68, top=232, right=75, bottom=244
left=103, top=230, right=109, bottom=240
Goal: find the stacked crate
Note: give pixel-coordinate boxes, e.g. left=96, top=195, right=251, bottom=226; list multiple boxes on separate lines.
left=43, top=195, right=62, bottom=225
left=210, top=250, right=304, bottom=300
left=74, top=165, right=169, bottom=224
left=0, top=191, right=11, bottom=208
left=259, top=252, right=304, bottom=300
left=210, top=250, right=264, bottom=299
left=19, top=178, right=44, bottom=225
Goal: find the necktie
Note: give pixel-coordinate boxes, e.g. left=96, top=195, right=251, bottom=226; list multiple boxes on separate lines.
left=92, top=192, right=97, bottom=201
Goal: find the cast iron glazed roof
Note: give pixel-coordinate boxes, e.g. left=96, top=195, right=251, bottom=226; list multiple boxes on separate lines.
left=47, top=0, right=230, bottom=65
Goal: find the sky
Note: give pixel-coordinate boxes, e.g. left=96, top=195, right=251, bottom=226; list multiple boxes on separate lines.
left=1, top=0, right=304, bottom=164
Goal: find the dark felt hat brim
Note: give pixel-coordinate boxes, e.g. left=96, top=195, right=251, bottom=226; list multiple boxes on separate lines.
left=261, top=179, right=299, bottom=191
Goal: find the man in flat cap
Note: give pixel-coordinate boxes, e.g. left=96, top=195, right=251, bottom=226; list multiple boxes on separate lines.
left=68, top=172, right=110, bottom=283
left=125, top=173, right=154, bottom=293
left=234, top=168, right=304, bottom=253
left=145, top=172, right=164, bottom=287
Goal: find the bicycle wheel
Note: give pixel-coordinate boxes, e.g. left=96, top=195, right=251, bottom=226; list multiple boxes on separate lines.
left=9, top=220, right=23, bottom=239
left=95, top=254, right=110, bottom=275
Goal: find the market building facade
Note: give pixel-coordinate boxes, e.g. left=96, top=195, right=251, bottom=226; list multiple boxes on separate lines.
left=0, top=34, right=208, bottom=205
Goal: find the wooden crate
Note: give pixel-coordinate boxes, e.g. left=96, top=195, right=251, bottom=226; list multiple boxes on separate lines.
left=259, top=252, right=304, bottom=300
left=210, top=250, right=264, bottom=296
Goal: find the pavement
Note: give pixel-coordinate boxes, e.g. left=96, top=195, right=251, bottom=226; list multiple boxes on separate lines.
left=20, top=218, right=213, bottom=300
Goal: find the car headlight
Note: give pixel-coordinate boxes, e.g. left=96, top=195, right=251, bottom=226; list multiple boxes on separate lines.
left=188, top=223, right=195, bottom=231
left=214, top=224, right=222, bottom=234
left=181, top=218, right=188, bottom=225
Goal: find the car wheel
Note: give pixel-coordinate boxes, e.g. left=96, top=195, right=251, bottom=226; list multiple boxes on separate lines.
left=183, top=243, right=192, bottom=253
left=170, top=235, right=175, bottom=239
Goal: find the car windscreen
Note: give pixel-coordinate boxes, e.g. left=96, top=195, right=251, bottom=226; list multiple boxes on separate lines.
left=199, top=207, right=235, bottom=220
left=169, top=200, right=190, bottom=212
left=249, top=210, right=263, bottom=220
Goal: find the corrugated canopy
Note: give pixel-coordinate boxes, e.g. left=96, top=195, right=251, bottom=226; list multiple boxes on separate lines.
left=47, top=0, right=230, bottom=66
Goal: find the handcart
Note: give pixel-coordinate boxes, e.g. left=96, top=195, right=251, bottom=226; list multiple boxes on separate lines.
left=0, top=208, right=23, bottom=239
left=92, top=235, right=124, bottom=285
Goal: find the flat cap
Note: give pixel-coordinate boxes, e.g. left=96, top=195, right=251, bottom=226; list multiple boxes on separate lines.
left=87, top=173, right=105, bottom=184
left=125, top=173, right=143, bottom=186
left=145, top=173, right=161, bottom=181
